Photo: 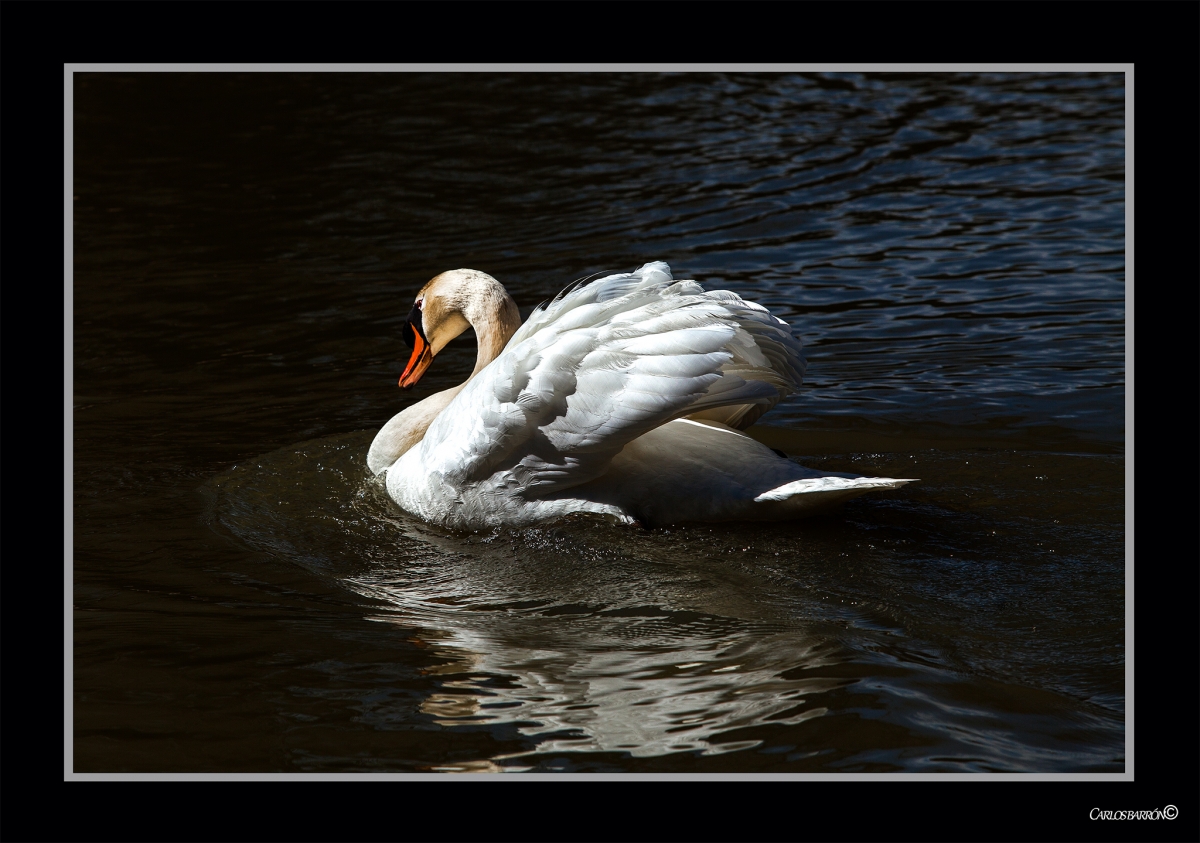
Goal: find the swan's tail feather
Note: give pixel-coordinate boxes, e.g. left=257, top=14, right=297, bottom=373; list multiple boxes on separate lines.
left=754, top=476, right=918, bottom=502
left=750, top=476, right=918, bottom=517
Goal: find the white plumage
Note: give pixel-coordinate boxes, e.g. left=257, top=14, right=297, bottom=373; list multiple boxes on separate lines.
left=368, top=262, right=914, bottom=528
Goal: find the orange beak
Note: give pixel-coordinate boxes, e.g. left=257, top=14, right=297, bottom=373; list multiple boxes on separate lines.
left=399, top=303, right=434, bottom=389
left=399, top=331, right=433, bottom=389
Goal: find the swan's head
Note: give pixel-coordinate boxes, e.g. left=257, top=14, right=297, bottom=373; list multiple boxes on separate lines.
left=398, top=268, right=520, bottom=389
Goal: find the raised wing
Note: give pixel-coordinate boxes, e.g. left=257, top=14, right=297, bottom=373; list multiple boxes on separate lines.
left=413, top=262, right=805, bottom=497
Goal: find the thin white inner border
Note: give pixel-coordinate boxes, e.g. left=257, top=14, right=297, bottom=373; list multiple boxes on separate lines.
left=64, top=63, right=1132, bottom=782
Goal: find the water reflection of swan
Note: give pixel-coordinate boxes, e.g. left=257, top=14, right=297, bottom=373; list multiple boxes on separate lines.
left=353, top=574, right=845, bottom=761
left=368, top=262, right=914, bottom=528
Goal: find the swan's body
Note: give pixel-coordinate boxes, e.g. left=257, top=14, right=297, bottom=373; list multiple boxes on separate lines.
left=368, top=262, right=914, bottom=529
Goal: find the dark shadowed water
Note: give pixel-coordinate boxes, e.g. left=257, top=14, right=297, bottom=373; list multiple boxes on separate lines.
left=72, top=72, right=1125, bottom=773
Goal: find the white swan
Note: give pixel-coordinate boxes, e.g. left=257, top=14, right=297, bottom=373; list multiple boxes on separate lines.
left=368, top=262, right=914, bottom=529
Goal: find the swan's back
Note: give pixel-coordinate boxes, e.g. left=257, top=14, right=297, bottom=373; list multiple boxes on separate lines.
left=512, top=262, right=805, bottom=427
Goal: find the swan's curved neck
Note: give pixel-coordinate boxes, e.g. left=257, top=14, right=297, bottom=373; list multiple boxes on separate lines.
left=459, top=281, right=522, bottom=379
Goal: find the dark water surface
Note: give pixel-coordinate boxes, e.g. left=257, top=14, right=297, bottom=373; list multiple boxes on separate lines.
left=73, top=72, right=1125, bottom=773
